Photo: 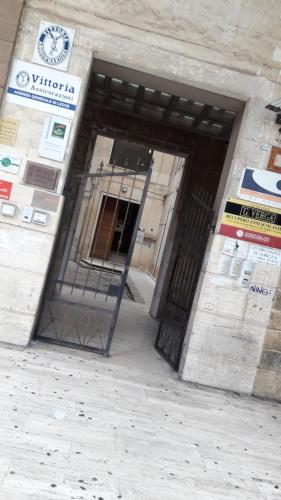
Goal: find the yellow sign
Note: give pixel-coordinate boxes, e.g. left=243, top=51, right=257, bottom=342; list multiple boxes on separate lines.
left=0, top=118, right=19, bottom=146
left=220, top=197, right=281, bottom=249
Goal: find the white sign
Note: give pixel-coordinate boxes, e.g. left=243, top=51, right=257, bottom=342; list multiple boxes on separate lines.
left=39, top=115, right=71, bottom=162
left=223, top=237, right=249, bottom=259
left=248, top=245, right=281, bottom=268
left=0, top=147, right=21, bottom=174
left=240, top=260, right=254, bottom=287
left=32, top=21, right=75, bottom=71
left=229, top=257, right=244, bottom=278
left=238, top=167, right=281, bottom=209
left=6, top=60, right=81, bottom=118
left=219, top=254, right=232, bottom=274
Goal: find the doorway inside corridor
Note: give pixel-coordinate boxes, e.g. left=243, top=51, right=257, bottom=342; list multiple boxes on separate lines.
left=90, top=195, right=140, bottom=262
left=34, top=59, right=243, bottom=369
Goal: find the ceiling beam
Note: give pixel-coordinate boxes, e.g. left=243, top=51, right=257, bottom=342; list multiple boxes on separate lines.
left=163, top=95, right=179, bottom=122
left=133, top=86, right=145, bottom=113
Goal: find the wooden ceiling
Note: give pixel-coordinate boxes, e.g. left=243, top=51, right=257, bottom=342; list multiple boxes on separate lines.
left=88, top=72, right=236, bottom=142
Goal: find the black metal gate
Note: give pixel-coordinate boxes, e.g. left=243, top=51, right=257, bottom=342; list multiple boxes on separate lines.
left=155, top=186, right=214, bottom=370
left=35, top=158, right=152, bottom=355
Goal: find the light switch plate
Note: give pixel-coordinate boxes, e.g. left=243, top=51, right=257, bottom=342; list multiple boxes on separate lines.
left=32, top=210, right=48, bottom=225
left=22, top=206, right=33, bottom=223
left=1, top=202, right=16, bottom=217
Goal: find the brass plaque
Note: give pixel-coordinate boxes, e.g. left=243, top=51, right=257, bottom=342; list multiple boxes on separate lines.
left=24, top=161, right=60, bottom=191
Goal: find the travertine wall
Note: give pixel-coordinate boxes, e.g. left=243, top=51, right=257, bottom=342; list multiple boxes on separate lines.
left=0, top=0, right=281, bottom=398
left=253, top=289, right=281, bottom=399
left=0, top=0, right=24, bottom=104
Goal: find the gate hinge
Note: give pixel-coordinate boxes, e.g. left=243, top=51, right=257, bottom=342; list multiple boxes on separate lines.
left=209, top=220, right=217, bottom=233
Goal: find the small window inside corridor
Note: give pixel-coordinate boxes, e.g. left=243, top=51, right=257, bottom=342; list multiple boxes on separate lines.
left=110, top=139, right=152, bottom=171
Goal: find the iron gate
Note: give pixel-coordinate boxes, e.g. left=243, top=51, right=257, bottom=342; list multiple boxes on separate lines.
left=35, top=158, right=152, bottom=355
left=155, top=186, right=214, bottom=370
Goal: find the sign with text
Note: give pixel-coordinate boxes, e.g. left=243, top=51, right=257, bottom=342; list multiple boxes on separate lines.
left=0, top=180, right=12, bottom=200
left=248, top=245, right=281, bottom=268
left=39, top=115, right=71, bottom=162
left=0, top=147, right=21, bottom=174
left=24, top=162, right=60, bottom=191
left=6, top=60, right=81, bottom=118
left=32, top=21, right=75, bottom=71
left=238, top=167, right=281, bottom=209
left=219, top=197, right=281, bottom=249
left=0, top=118, right=19, bottom=146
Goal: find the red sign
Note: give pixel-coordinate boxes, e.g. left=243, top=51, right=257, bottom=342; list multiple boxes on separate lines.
left=0, top=180, right=12, bottom=200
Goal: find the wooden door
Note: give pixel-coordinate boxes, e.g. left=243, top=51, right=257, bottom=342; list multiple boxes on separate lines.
left=91, top=197, right=118, bottom=260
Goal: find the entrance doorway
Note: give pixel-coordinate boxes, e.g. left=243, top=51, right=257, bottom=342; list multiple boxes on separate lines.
left=34, top=58, right=243, bottom=369
left=91, top=195, right=140, bottom=262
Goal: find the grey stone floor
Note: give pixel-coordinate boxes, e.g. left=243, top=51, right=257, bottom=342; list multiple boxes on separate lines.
left=0, top=272, right=281, bottom=499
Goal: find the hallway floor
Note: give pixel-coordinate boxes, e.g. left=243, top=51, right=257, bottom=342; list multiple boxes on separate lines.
left=0, top=270, right=280, bottom=499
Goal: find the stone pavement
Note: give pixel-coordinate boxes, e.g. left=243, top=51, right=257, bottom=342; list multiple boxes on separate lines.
left=0, top=276, right=280, bottom=499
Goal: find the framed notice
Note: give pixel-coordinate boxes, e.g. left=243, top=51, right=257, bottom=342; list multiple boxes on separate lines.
left=267, top=146, right=281, bottom=174
left=24, top=161, right=60, bottom=191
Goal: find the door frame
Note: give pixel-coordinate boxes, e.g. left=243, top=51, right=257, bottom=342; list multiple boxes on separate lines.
left=87, top=191, right=141, bottom=260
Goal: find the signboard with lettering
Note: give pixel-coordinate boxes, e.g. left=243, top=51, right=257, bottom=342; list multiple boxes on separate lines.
left=39, top=115, right=71, bottom=162
left=248, top=245, right=281, bottom=268
left=219, top=197, right=281, bottom=249
left=6, top=60, right=81, bottom=118
left=0, top=118, right=19, bottom=146
left=0, top=180, right=12, bottom=200
left=32, top=21, right=75, bottom=71
left=238, top=167, right=281, bottom=209
left=24, top=162, right=60, bottom=191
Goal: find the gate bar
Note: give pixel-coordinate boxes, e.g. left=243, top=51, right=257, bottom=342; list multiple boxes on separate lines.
left=105, top=163, right=153, bottom=354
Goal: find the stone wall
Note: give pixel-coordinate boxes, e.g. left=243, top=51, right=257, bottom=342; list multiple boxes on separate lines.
left=0, top=0, right=281, bottom=398
left=0, top=0, right=24, bottom=105
left=254, top=289, right=281, bottom=399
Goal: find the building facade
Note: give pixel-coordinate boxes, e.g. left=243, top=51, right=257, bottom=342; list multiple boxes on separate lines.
left=1, top=0, right=281, bottom=400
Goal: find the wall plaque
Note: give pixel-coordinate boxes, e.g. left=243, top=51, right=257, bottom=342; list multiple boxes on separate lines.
left=0, top=180, right=12, bottom=200
left=0, top=118, right=19, bottom=146
left=24, top=161, right=60, bottom=191
left=32, top=21, right=75, bottom=71
left=32, top=189, right=60, bottom=212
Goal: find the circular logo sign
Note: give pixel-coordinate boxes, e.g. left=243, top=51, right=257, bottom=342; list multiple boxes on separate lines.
left=38, top=25, right=70, bottom=65
left=1, top=158, right=11, bottom=167
left=236, top=229, right=244, bottom=238
left=16, top=71, right=30, bottom=88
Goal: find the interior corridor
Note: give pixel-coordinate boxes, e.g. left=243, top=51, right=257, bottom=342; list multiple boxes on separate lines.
left=109, top=269, right=174, bottom=377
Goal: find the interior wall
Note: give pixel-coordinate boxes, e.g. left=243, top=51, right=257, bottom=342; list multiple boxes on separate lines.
left=151, top=134, right=228, bottom=318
